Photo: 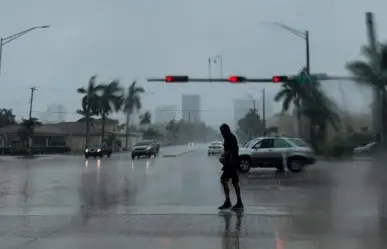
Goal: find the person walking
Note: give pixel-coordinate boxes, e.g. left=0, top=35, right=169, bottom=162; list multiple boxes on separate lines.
left=218, top=123, right=243, bottom=210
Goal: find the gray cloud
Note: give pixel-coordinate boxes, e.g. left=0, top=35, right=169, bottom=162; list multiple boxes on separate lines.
left=0, top=0, right=386, bottom=125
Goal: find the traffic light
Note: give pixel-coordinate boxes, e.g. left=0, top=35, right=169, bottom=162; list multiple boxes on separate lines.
left=228, top=76, right=246, bottom=83
left=272, top=76, right=288, bottom=83
left=165, top=75, right=189, bottom=83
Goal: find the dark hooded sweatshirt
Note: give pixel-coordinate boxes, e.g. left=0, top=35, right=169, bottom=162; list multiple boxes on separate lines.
left=220, top=124, right=239, bottom=171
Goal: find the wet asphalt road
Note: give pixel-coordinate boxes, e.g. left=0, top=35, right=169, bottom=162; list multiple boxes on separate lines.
left=0, top=144, right=386, bottom=248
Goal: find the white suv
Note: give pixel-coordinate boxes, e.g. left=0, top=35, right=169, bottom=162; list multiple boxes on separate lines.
left=237, top=136, right=316, bottom=173
left=208, top=141, right=223, bottom=155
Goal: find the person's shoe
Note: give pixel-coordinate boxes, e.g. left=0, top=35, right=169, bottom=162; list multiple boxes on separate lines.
left=231, top=201, right=244, bottom=211
left=218, top=200, right=232, bottom=210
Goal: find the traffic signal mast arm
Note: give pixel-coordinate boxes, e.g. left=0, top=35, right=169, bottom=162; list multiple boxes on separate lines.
left=147, top=75, right=359, bottom=83
left=147, top=76, right=276, bottom=83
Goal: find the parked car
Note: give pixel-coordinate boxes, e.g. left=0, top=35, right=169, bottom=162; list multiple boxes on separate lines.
left=208, top=141, right=223, bottom=155
left=237, top=136, right=316, bottom=173
left=85, top=144, right=112, bottom=159
left=131, top=140, right=160, bottom=159
left=353, top=142, right=377, bottom=154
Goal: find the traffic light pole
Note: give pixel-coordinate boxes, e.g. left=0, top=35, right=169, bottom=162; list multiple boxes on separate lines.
left=306, top=30, right=310, bottom=75
left=366, top=12, right=384, bottom=146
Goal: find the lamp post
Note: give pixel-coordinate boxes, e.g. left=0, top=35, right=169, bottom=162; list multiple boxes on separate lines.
left=264, top=22, right=310, bottom=74
left=213, top=54, right=223, bottom=78
left=263, top=22, right=310, bottom=137
left=0, top=25, right=50, bottom=78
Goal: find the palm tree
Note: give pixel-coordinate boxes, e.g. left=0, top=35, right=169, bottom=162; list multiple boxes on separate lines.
left=346, top=43, right=387, bottom=142
left=275, top=74, right=339, bottom=149
left=77, top=75, right=100, bottom=148
left=139, top=111, right=152, bottom=131
left=0, top=109, right=16, bottom=127
left=95, top=80, right=123, bottom=143
left=19, top=118, right=42, bottom=156
left=165, top=119, right=179, bottom=140
left=122, top=81, right=145, bottom=149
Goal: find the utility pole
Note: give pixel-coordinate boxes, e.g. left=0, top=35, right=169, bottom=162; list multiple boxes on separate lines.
left=27, top=87, right=37, bottom=157
left=366, top=12, right=383, bottom=145
left=0, top=38, right=3, bottom=78
left=29, top=87, right=37, bottom=120
left=262, top=88, right=266, bottom=135
left=208, top=58, right=212, bottom=83
left=305, top=30, right=310, bottom=74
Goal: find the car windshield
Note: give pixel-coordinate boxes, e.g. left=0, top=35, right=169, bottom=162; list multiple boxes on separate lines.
left=135, top=141, right=153, bottom=146
left=211, top=142, right=222, bottom=146
left=90, top=144, right=101, bottom=149
left=244, top=139, right=260, bottom=148
left=288, top=138, right=308, bottom=147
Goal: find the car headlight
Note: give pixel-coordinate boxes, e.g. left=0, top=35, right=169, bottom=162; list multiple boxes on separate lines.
left=146, top=147, right=151, bottom=150
left=97, top=149, right=101, bottom=152
left=85, top=149, right=88, bottom=153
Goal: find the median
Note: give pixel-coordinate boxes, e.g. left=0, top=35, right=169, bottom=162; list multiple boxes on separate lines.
left=162, top=147, right=197, bottom=157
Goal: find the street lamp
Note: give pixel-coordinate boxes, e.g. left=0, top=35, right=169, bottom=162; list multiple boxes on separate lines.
left=263, top=22, right=310, bottom=74
left=263, top=22, right=310, bottom=137
left=0, top=25, right=50, bottom=78
left=213, top=54, right=223, bottom=78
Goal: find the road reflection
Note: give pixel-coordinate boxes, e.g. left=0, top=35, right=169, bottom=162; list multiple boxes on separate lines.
left=221, top=213, right=242, bottom=249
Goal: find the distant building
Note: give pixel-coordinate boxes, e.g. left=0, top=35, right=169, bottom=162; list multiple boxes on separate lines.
left=154, top=105, right=177, bottom=124
left=182, top=94, right=201, bottom=123
left=233, top=99, right=259, bottom=128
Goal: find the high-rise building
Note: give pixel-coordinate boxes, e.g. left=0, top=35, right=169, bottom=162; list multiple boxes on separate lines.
left=154, top=105, right=177, bottom=124
left=182, top=94, right=200, bottom=123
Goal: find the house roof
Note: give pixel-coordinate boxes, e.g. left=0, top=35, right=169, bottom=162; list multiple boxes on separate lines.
left=76, top=117, right=119, bottom=124
left=56, top=122, right=101, bottom=136
left=0, top=122, right=141, bottom=137
left=0, top=124, right=67, bottom=135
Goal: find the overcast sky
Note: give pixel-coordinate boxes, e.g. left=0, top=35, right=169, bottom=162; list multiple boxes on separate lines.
left=1, top=0, right=386, bottom=126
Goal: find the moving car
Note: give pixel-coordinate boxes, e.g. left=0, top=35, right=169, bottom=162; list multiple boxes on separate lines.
left=131, top=140, right=160, bottom=159
left=353, top=142, right=377, bottom=154
left=208, top=141, right=223, bottom=155
left=237, top=136, right=316, bottom=173
left=85, top=144, right=112, bottom=158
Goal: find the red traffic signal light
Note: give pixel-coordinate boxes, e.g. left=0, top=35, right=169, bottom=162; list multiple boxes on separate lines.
left=272, top=76, right=288, bottom=83
left=228, top=76, right=246, bottom=83
left=165, top=75, right=189, bottom=83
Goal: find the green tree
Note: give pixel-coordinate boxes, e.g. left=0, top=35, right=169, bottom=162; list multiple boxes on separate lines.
left=122, top=81, right=145, bottom=149
left=139, top=111, right=152, bottom=130
left=19, top=118, right=42, bottom=156
left=95, top=80, right=123, bottom=143
left=237, top=109, right=263, bottom=141
left=77, top=75, right=100, bottom=148
left=165, top=119, right=179, bottom=140
left=0, top=109, right=16, bottom=127
left=346, top=43, right=387, bottom=142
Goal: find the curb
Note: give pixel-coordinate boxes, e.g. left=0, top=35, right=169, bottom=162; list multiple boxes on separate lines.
left=162, top=149, right=197, bottom=158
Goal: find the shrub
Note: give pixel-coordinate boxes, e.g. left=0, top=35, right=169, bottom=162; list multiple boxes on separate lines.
left=323, top=137, right=352, bottom=158
left=7, top=146, right=71, bottom=155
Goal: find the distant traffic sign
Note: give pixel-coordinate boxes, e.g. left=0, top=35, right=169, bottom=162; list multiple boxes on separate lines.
left=290, top=73, right=328, bottom=83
